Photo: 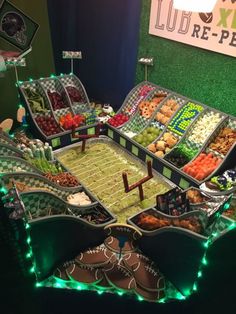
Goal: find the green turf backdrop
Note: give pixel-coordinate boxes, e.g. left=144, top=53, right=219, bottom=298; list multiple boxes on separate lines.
left=136, top=0, right=236, bottom=116
left=0, top=0, right=55, bottom=121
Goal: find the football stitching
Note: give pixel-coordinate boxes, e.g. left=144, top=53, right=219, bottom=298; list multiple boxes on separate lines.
left=79, top=264, right=95, bottom=271
left=136, top=253, right=150, bottom=262
left=145, top=265, right=158, bottom=277
left=117, top=265, right=132, bottom=277
left=63, top=260, right=75, bottom=268
left=87, top=248, right=100, bottom=254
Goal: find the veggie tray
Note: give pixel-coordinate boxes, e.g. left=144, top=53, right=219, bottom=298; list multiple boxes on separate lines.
left=19, top=80, right=64, bottom=137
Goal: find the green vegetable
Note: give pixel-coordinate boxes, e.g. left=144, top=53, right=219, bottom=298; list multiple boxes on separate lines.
left=25, top=156, right=63, bottom=175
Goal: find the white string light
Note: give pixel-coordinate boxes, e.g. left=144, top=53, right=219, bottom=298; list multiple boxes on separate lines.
left=173, top=0, right=218, bottom=12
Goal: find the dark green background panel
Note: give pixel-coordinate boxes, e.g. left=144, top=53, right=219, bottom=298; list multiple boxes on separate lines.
left=0, top=0, right=55, bottom=121
left=136, top=0, right=236, bottom=116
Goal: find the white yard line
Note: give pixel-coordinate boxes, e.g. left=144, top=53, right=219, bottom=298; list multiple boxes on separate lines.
left=91, top=174, right=141, bottom=195
left=58, top=150, right=113, bottom=167
left=62, top=153, right=114, bottom=169
left=71, top=162, right=127, bottom=178
left=106, top=188, right=163, bottom=208
left=66, top=154, right=115, bottom=169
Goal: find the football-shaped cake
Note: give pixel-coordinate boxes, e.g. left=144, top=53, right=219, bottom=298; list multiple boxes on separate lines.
left=104, top=263, right=136, bottom=291
left=76, top=245, right=117, bottom=267
left=123, top=253, right=165, bottom=292
left=66, top=263, right=103, bottom=285
left=122, top=252, right=153, bottom=269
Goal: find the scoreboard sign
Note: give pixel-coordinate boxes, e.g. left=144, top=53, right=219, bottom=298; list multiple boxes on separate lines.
left=149, top=0, right=236, bottom=57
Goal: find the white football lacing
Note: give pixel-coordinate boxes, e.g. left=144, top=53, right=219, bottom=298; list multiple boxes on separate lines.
left=117, top=265, right=132, bottom=277
left=63, top=260, right=75, bottom=268
left=87, top=248, right=100, bottom=254
left=145, top=265, right=158, bottom=277
left=136, top=253, right=150, bottom=262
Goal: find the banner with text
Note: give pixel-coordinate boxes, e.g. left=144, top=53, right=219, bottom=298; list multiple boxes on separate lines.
left=149, top=0, right=236, bottom=57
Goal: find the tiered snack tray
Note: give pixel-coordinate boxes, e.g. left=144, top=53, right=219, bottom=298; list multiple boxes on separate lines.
left=0, top=155, right=43, bottom=175
left=120, top=87, right=171, bottom=135
left=0, top=114, right=236, bottom=305
left=21, top=190, right=115, bottom=227
left=18, top=75, right=98, bottom=149
left=0, top=172, right=82, bottom=201
left=58, top=74, right=91, bottom=115
left=38, top=77, right=73, bottom=121
left=0, top=143, right=22, bottom=157
left=132, top=94, right=188, bottom=152
left=165, top=109, right=227, bottom=182
left=109, top=82, right=236, bottom=189
left=167, top=101, right=205, bottom=136
left=116, top=81, right=157, bottom=117
left=18, top=79, right=64, bottom=138
left=107, top=81, right=158, bottom=129
left=0, top=130, right=18, bottom=147
left=127, top=202, right=233, bottom=296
